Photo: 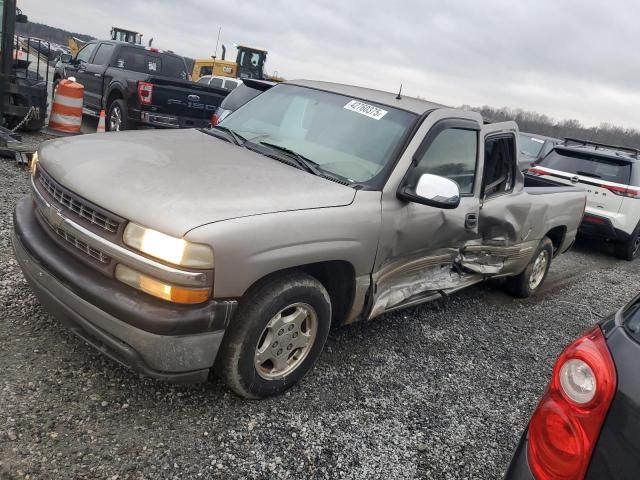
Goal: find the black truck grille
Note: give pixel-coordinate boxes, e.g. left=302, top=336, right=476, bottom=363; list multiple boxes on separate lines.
left=37, top=169, right=121, bottom=234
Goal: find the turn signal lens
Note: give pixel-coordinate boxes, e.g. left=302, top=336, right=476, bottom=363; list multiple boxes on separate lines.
left=123, top=223, right=214, bottom=268
left=115, top=264, right=210, bottom=304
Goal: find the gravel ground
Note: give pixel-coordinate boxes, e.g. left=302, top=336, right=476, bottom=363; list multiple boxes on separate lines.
left=1, top=155, right=639, bottom=479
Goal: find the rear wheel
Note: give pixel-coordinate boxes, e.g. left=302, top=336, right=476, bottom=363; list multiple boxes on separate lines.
left=215, top=272, right=331, bottom=399
left=615, top=225, right=640, bottom=261
left=506, top=237, right=554, bottom=298
left=106, top=99, right=130, bottom=132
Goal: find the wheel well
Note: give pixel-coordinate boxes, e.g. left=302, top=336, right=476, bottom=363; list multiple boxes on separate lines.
left=545, top=226, right=567, bottom=255
left=105, top=89, right=123, bottom=111
left=244, top=261, right=356, bottom=328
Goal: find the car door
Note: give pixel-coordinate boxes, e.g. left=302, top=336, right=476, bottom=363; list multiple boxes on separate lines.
left=370, top=111, right=484, bottom=318
left=466, top=122, right=535, bottom=276
left=66, top=42, right=97, bottom=94
left=77, top=42, right=115, bottom=111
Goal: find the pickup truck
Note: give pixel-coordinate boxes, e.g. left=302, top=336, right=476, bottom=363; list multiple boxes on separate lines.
left=54, top=40, right=228, bottom=131
left=13, top=80, right=587, bottom=398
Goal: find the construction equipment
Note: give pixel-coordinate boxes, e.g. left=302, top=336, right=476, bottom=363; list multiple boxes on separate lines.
left=110, top=26, right=143, bottom=45
left=191, top=44, right=274, bottom=82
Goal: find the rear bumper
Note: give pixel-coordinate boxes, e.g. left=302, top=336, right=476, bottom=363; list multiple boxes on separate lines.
left=504, top=430, right=534, bottom=479
left=13, top=196, right=237, bottom=383
left=133, top=108, right=211, bottom=129
left=579, top=213, right=631, bottom=243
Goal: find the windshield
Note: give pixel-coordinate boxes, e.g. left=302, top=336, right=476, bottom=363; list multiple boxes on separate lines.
left=520, top=134, right=545, bottom=157
left=220, top=84, right=417, bottom=184
left=538, top=149, right=632, bottom=184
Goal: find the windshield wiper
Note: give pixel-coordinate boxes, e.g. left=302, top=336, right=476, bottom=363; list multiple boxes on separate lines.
left=258, top=141, right=324, bottom=176
left=213, top=125, right=247, bottom=146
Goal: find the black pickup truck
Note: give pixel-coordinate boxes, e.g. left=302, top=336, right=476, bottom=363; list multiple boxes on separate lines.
left=54, top=41, right=228, bottom=131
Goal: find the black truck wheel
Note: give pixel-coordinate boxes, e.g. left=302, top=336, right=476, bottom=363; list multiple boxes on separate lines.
left=506, top=237, right=554, bottom=298
left=215, top=272, right=331, bottom=399
left=615, top=225, right=640, bottom=261
left=106, top=99, right=131, bottom=132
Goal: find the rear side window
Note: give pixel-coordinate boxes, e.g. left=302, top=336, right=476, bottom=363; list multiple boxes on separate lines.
left=624, top=300, right=640, bottom=344
left=224, top=80, right=239, bottom=91
left=539, top=150, right=632, bottom=185
left=220, top=84, right=262, bottom=111
left=114, top=47, right=188, bottom=80
left=91, top=43, right=115, bottom=66
left=210, top=78, right=224, bottom=88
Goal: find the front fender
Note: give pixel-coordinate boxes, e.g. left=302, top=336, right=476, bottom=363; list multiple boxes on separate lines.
left=184, top=191, right=382, bottom=298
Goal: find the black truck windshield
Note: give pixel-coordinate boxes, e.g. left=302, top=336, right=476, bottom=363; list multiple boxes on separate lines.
left=220, top=84, right=417, bottom=184
left=538, top=149, right=632, bottom=185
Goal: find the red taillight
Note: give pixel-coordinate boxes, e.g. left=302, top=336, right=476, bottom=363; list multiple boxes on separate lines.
left=137, top=81, right=153, bottom=105
left=605, top=184, right=640, bottom=198
left=527, top=326, right=616, bottom=480
left=210, top=113, right=219, bottom=126
left=528, top=167, right=547, bottom=176
left=583, top=214, right=606, bottom=225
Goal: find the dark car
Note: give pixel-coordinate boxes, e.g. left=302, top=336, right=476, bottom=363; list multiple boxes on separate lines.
left=54, top=40, right=229, bottom=131
left=506, top=293, right=640, bottom=479
left=519, top=132, right=562, bottom=170
left=211, top=78, right=275, bottom=125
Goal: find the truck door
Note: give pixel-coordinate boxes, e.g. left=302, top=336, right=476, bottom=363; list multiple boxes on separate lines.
left=371, top=112, right=484, bottom=318
left=465, top=122, right=534, bottom=275
left=66, top=42, right=97, bottom=103
left=78, top=42, right=115, bottom=112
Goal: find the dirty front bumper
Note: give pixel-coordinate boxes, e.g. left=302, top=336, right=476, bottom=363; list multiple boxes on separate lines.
left=12, top=196, right=237, bottom=383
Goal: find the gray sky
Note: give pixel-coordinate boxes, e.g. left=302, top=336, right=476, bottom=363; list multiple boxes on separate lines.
left=20, top=0, right=640, bottom=129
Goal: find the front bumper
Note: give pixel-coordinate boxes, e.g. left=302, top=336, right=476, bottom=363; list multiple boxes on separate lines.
left=13, top=196, right=237, bottom=383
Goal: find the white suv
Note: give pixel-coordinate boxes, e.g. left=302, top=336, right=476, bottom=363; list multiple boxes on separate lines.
left=529, top=139, right=640, bottom=260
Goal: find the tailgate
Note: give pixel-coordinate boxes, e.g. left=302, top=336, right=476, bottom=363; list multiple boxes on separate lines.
left=148, top=77, right=229, bottom=119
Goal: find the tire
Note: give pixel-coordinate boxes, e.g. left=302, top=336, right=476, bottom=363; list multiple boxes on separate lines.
left=106, top=99, right=130, bottom=132
left=215, top=272, right=331, bottom=399
left=615, top=224, right=640, bottom=261
left=506, top=237, right=554, bottom=298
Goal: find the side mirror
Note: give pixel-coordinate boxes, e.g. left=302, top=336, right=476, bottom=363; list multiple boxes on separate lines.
left=398, top=173, right=461, bottom=209
left=60, top=53, right=72, bottom=63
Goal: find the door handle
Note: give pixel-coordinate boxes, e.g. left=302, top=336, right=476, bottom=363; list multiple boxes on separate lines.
left=465, top=213, right=478, bottom=229
left=93, top=73, right=101, bottom=77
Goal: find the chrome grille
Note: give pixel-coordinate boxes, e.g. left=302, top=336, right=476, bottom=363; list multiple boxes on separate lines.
left=37, top=171, right=120, bottom=234
left=54, top=227, right=111, bottom=264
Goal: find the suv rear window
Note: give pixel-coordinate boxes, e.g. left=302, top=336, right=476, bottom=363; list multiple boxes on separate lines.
left=114, top=47, right=188, bottom=80
left=220, top=84, right=262, bottom=111
left=538, top=149, right=632, bottom=185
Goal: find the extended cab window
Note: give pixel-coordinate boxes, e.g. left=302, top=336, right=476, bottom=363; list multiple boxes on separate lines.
left=210, top=78, right=224, bottom=88
left=539, top=149, right=632, bottom=185
left=483, top=135, right=515, bottom=198
left=91, top=43, right=115, bottom=66
left=414, top=129, right=478, bottom=194
left=75, top=43, right=96, bottom=64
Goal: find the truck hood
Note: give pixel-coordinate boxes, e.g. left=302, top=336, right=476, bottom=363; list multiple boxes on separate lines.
left=39, top=129, right=357, bottom=237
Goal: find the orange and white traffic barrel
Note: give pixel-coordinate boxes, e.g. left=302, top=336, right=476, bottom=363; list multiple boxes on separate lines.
left=48, top=79, right=83, bottom=134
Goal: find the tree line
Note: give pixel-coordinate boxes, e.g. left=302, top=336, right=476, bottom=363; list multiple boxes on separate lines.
left=15, top=21, right=94, bottom=47
left=465, top=105, right=640, bottom=149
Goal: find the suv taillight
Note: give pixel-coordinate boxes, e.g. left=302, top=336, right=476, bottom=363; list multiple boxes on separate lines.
left=528, top=167, right=547, bottom=176
left=210, top=113, right=219, bottom=126
left=527, top=326, right=616, bottom=480
left=137, top=81, right=153, bottom=105
left=604, top=184, right=640, bottom=198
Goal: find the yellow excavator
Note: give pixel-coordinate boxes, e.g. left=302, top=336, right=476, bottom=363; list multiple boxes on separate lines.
left=191, top=44, right=283, bottom=82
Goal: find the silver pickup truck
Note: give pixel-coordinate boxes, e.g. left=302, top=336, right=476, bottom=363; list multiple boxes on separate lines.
left=13, top=80, right=587, bottom=398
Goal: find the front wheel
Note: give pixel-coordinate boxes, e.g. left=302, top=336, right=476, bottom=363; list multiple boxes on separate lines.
left=506, top=237, right=554, bottom=298
left=215, top=272, right=331, bottom=399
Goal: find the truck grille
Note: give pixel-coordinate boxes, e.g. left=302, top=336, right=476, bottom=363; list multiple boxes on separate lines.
left=37, top=169, right=121, bottom=234
left=54, top=227, right=111, bottom=264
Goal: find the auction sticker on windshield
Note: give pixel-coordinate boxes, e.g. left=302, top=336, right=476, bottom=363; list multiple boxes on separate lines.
left=344, top=100, right=388, bottom=120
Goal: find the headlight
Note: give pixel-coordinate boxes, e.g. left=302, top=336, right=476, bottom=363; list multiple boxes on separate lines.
left=123, top=223, right=214, bottom=268
left=29, top=151, right=38, bottom=176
